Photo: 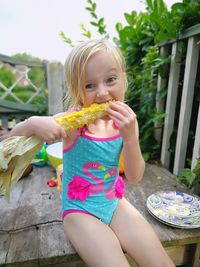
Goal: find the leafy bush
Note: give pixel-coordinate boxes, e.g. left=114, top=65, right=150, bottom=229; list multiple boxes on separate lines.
left=178, top=158, right=200, bottom=195
left=60, top=0, right=200, bottom=162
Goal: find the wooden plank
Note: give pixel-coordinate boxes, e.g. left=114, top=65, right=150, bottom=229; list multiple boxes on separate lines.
left=0, top=233, right=10, bottom=266
left=5, top=229, right=39, bottom=266
left=13, top=167, right=61, bottom=228
left=0, top=53, right=45, bottom=68
left=46, top=62, right=65, bottom=115
left=1, top=164, right=200, bottom=266
left=192, top=243, right=200, bottom=267
left=161, top=42, right=181, bottom=168
left=192, top=103, right=200, bottom=169
left=179, top=24, right=200, bottom=40
left=165, top=245, right=189, bottom=266
left=0, top=99, right=38, bottom=112
left=173, top=36, right=200, bottom=175
left=159, top=24, right=200, bottom=47
left=38, top=223, right=77, bottom=266
left=154, top=45, right=169, bottom=143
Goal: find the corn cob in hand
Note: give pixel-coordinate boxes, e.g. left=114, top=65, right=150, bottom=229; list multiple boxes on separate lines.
left=0, top=102, right=110, bottom=201
left=55, top=102, right=108, bottom=132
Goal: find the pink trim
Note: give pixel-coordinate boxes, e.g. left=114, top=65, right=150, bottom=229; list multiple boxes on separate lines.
left=63, top=133, right=80, bottom=153
left=62, top=209, right=98, bottom=220
left=81, top=132, right=121, bottom=141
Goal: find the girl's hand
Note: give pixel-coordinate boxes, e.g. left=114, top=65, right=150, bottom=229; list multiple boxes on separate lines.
left=27, top=116, right=67, bottom=144
left=107, top=101, right=138, bottom=142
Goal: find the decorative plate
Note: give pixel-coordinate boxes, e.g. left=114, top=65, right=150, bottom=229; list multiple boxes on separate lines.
left=146, top=191, right=200, bottom=228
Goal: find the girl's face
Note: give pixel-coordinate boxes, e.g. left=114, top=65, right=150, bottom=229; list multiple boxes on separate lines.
left=82, top=50, right=126, bottom=107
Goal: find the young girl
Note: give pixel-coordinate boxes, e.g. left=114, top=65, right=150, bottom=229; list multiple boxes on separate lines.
left=9, top=39, right=174, bottom=267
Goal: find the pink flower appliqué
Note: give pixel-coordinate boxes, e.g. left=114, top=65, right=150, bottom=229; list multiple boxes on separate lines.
left=115, top=176, right=125, bottom=199
left=68, top=176, right=91, bottom=202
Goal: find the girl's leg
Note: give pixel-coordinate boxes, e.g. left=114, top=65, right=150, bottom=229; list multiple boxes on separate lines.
left=63, top=213, right=130, bottom=267
left=110, top=198, right=175, bottom=267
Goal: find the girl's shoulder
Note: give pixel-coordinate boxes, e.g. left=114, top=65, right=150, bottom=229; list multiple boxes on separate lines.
left=53, top=112, right=67, bottom=119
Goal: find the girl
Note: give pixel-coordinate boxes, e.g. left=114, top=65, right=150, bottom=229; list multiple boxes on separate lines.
left=9, top=39, right=174, bottom=267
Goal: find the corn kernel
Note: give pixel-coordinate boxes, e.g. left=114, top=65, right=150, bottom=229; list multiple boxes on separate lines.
left=55, top=102, right=109, bottom=131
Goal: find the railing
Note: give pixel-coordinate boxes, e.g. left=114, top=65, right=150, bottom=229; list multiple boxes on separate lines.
left=0, top=54, right=65, bottom=129
left=156, top=24, right=200, bottom=176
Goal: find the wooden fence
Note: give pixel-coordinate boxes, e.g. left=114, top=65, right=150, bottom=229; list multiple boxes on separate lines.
left=156, top=24, right=200, bottom=176
left=0, top=55, right=65, bottom=128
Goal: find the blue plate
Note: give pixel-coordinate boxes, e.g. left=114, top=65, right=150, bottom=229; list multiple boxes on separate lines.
left=146, top=191, right=200, bottom=228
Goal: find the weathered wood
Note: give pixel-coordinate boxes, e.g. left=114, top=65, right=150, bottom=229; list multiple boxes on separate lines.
left=6, top=229, right=39, bottom=266
left=0, top=53, right=45, bottom=68
left=46, top=62, right=65, bottom=115
left=161, top=42, right=181, bottom=169
left=192, top=102, right=200, bottom=169
left=0, top=233, right=10, bottom=266
left=173, top=36, right=200, bottom=175
left=0, top=163, right=200, bottom=266
left=165, top=245, right=190, bottom=266
left=192, top=243, right=200, bottom=267
left=154, top=45, right=169, bottom=143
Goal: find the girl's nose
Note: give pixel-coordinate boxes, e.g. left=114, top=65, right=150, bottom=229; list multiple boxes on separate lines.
left=96, top=86, right=109, bottom=98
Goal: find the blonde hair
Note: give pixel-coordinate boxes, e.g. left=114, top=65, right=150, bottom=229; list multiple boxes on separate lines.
left=64, top=39, right=127, bottom=109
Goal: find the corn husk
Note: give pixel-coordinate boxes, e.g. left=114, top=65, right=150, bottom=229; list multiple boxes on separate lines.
left=0, top=102, right=109, bottom=201
left=0, top=136, right=43, bottom=201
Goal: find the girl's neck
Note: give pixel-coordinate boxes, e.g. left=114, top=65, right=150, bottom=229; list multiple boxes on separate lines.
left=86, top=118, right=118, bottom=138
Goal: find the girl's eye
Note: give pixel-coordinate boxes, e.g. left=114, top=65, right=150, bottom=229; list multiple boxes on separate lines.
left=107, top=76, right=117, bottom=84
left=85, top=84, right=95, bottom=90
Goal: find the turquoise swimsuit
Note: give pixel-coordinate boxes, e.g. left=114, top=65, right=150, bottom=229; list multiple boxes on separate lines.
left=61, top=128, right=124, bottom=225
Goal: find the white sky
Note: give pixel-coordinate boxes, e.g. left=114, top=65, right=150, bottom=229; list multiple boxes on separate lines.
left=0, top=0, right=179, bottom=63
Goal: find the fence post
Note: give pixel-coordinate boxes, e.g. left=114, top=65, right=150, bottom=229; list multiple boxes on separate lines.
left=173, top=36, right=200, bottom=175
left=192, top=104, right=200, bottom=170
left=46, top=62, right=65, bottom=115
left=154, top=45, right=169, bottom=143
left=160, top=42, right=181, bottom=169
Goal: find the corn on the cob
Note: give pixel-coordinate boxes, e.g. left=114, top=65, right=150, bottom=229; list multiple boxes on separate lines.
left=55, top=102, right=109, bottom=131
left=0, top=102, right=110, bottom=201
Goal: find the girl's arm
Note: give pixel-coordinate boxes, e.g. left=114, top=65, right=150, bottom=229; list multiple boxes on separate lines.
left=107, top=101, right=145, bottom=183
left=8, top=115, right=67, bottom=144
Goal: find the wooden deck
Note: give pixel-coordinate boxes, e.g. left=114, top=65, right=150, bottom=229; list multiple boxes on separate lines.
left=0, top=163, right=199, bottom=267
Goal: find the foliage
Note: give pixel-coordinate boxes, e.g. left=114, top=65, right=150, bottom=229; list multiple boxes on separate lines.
left=115, top=0, right=200, bottom=161
left=178, top=158, right=200, bottom=195
left=59, top=0, right=108, bottom=46
left=86, top=0, right=107, bottom=36
left=0, top=66, right=15, bottom=88
left=177, top=168, right=194, bottom=188
left=193, top=159, right=200, bottom=187
left=60, top=0, right=200, bottom=161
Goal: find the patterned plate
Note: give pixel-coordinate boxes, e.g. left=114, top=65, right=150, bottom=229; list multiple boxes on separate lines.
left=146, top=191, right=200, bottom=228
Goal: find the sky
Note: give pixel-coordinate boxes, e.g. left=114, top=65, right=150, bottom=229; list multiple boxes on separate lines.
left=0, top=0, right=179, bottom=63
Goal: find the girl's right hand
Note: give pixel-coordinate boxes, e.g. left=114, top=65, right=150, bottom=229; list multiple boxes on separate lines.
left=26, top=116, right=67, bottom=144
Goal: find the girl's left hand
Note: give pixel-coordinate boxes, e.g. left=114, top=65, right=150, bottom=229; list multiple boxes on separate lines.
left=107, top=101, right=137, bottom=142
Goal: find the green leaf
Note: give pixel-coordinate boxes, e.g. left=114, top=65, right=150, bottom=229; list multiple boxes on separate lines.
left=124, top=13, right=135, bottom=25
left=90, top=21, right=98, bottom=27
left=115, top=22, right=123, bottom=32
left=92, top=2, right=96, bottom=10
left=98, top=18, right=104, bottom=26
left=91, top=12, right=97, bottom=19
left=86, top=7, right=92, bottom=12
